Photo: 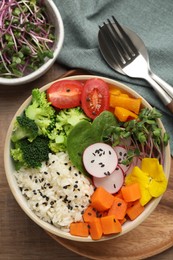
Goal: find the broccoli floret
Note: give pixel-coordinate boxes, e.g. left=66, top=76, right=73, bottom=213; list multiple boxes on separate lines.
left=48, top=107, right=90, bottom=153
left=25, top=88, right=55, bottom=135
left=11, top=136, right=50, bottom=170
left=11, top=114, right=38, bottom=142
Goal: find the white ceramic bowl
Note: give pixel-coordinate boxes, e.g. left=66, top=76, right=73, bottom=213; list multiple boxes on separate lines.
left=4, top=75, right=171, bottom=242
left=0, top=0, right=64, bottom=86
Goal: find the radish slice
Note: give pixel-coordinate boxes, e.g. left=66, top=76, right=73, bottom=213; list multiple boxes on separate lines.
left=83, top=143, right=118, bottom=178
left=93, top=166, right=124, bottom=194
left=113, top=146, right=130, bottom=173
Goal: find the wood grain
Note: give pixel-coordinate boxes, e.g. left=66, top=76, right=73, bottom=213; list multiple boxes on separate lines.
left=0, top=64, right=173, bottom=260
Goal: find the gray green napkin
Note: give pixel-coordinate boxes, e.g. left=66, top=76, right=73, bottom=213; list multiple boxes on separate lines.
left=54, top=0, right=173, bottom=154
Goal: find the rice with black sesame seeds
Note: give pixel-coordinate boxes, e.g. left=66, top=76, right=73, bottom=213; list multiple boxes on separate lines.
left=14, top=152, right=94, bottom=231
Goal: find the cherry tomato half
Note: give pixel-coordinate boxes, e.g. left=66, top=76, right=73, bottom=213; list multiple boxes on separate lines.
left=81, top=78, right=110, bottom=119
left=47, top=80, right=83, bottom=109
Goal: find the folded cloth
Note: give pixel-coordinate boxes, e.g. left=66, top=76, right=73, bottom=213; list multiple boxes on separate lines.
left=54, top=0, right=173, bottom=154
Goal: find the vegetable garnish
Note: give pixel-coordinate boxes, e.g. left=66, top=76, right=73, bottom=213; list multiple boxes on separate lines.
left=0, top=0, right=55, bottom=78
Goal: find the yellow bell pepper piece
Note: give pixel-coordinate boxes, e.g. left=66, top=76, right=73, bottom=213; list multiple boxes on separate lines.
left=125, top=158, right=168, bottom=206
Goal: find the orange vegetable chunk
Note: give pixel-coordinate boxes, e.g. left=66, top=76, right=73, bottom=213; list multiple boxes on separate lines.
left=121, top=183, right=141, bottom=202
left=88, top=218, right=103, bottom=240
left=126, top=200, right=144, bottom=220
left=119, top=217, right=127, bottom=225
left=70, top=222, right=89, bottom=237
left=83, top=206, right=97, bottom=222
left=114, top=189, right=124, bottom=199
left=110, top=95, right=141, bottom=114
left=91, top=186, right=114, bottom=211
left=108, top=197, right=127, bottom=220
left=100, top=215, right=122, bottom=235
left=109, top=86, right=122, bottom=96
left=114, top=107, right=138, bottom=122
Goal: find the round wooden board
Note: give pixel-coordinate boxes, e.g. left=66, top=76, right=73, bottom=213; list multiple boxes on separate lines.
left=46, top=70, right=173, bottom=259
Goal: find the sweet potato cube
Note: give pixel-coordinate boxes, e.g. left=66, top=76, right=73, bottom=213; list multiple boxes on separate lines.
left=70, top=222, right=89, bottom=237
left=100, top=215, right=122, bottom=235
left=91, top=186, right=114, bottom=211
left=88, top=218, right=103, bottom=240
left=108, top=197, right=127, bottom=220
left=126, top=200, right=144, bottom=220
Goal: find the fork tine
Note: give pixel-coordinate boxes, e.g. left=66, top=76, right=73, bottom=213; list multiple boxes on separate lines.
left=112, top=16, right=139, bottom=56
left=99, top=24, right=125, bottom=66
left=107, top=18, right=132, bottom=61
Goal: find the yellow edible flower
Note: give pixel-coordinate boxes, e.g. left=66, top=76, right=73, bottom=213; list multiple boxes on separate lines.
left=125, top=158, right=168, bottom=206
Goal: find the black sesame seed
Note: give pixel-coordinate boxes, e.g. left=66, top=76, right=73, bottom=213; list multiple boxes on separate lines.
left=91, top=160, right=95, bottom=163
left=109, top=150, right=111, bottom=155
left=114, top=184, right=116, bottom=188
left=118, top=202, right=122, bottom=206
left=36, top=203, right=39, bottom=207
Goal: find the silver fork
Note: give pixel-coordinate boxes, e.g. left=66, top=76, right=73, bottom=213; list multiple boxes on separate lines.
left=99, top=16, right=173, bottom=113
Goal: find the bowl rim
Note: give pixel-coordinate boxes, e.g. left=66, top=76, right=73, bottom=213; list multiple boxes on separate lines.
left=0, top=0, right=64, bottom=86
left=4, top=75, right=171, bottom=242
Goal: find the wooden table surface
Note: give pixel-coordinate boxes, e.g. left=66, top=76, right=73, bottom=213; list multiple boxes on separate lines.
left=1, top=63, right=173, bottom=260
